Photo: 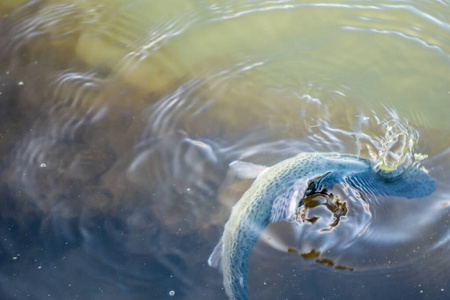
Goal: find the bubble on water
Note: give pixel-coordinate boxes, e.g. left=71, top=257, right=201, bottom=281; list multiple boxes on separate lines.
left=169, top=290, right=175, bottom=296
left=40, top=163, right=47, bottom=168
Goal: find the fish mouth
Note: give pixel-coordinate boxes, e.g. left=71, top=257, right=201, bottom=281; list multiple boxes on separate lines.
left=374, top=165, right=408, bottom=181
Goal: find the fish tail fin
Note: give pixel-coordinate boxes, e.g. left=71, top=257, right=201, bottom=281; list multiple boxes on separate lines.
left=208, top=235, right=224, bottom=273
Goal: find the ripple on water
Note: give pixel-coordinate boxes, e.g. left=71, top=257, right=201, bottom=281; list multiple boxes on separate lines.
left=0, top=0, right=449, bottom=299
left=238, top=108, right=449, bottom=279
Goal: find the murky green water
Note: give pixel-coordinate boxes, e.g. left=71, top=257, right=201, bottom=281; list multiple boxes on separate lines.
left=0, top=0, right=449, bottom=299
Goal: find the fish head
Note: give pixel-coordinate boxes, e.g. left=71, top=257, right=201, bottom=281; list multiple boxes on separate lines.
left=373, top=165, right=436, bottom=199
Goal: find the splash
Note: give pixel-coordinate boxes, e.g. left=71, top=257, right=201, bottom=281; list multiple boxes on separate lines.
left=353, top=108, right=422, bottom=175
left=373, top=109, right=418, bottom=172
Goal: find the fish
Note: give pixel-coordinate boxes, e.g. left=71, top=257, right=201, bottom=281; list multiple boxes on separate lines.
left=208, top=152, right=436, bottom=300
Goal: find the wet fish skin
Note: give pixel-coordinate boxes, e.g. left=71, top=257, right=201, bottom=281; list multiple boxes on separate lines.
left=208, top=152, right=436, bottom=300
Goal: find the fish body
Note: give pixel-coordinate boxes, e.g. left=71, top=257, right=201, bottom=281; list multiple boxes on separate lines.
left=208, top=152, right=435, bottom=300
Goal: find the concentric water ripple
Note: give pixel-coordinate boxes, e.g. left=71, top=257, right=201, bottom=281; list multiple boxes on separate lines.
left=0, top=0, right=449, bottom=299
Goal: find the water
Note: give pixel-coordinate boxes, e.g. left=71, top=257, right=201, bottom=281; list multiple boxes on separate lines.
left=0, top=0, right=449, bottom=299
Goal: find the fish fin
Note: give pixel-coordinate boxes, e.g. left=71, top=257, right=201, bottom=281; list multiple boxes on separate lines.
left=270, top=172, right=333, bottom=223
left=208, top=235, right=224, bottom=273
left=229, top=160, right=269, bottom=179
left=270, top=179, right=309, bottom=222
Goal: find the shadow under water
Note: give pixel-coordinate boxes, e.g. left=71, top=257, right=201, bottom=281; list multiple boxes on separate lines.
left=0, top=0, right=449, bottom=299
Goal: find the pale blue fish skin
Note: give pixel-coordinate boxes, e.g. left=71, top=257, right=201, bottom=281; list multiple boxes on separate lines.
left=208, top=152, right=436, bottom=300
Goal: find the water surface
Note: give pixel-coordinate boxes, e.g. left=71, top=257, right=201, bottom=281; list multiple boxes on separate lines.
left=0, top=0, right=449, bottom=299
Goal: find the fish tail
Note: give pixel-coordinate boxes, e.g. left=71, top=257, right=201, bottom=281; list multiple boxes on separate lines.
left=223, top=231, right=256, bottom=300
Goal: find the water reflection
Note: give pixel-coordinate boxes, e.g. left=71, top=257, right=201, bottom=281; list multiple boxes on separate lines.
left=0, top=0, right=449, bottom=299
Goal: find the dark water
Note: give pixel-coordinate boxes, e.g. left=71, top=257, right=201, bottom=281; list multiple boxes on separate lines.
left=0, top=0, right=449, bottom=299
